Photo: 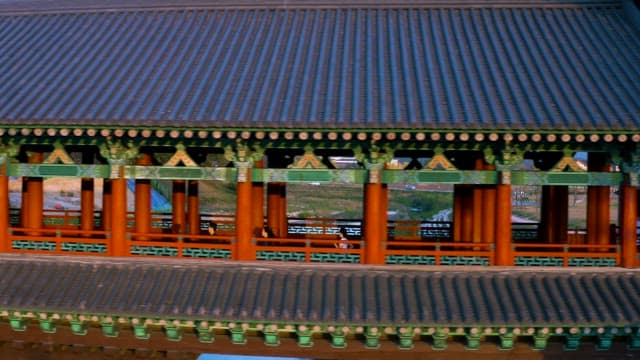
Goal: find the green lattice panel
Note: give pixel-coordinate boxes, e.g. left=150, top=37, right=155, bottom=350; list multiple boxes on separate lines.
left=130, top=246, right=178, bottom=256
left=568, top=257, right=616, bottom=267
left=310, top=253, right=360, bottom=263
left=256, top=251, right=305, bottom=262
left=386, top=255, right=436, bottom=265
left=61, top=242, right=107, bottom=253
left=183, top=248, right=231, bottom=259
left=439, top=256, right=489, bottom=266
left=515, top=257, right=564, bottom=266
left=12, top=240, right=57, bottom=251
left=43, top=217, right=80, bottom=226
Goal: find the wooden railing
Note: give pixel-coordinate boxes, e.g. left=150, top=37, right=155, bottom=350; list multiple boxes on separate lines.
left=4, top=212, right=635, bottom=266
left=513, top=243, right=619, bottom=266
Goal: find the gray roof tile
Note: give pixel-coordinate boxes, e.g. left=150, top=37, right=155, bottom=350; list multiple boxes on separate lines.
left=1, top=255, right=639, bottom=328
left=0, top=1, right=639, bottom=131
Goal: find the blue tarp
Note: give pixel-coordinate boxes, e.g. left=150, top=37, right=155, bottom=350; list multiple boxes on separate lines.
left=127, top=180, right=172, bottom=212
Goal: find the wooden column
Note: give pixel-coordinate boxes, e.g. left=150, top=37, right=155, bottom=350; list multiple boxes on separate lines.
left=187, top=180, right=200, bottom=235
left=252, top=160, right=265, bottom=235
left=25, top=152, right=43, bottom=232
left=20, top=177, right=28, bottom=227
left=0, top=164, right=9, bottom=252
left=540, top=186, right=568, bottom=243
left=267, top=183, right=284, bottom=237
left=460, top=186, right=473, bottom=242
left=111, top=167, right=127, bottom=256
left=278, top=183, right=287, bottom=238
left=619, top=179, right=638, bottom=268
left=554, top=186, right=569, bottom=244
left=495, top=180, right=513, bottom=266
left=452, top=185, right=463, bottom=242
left=172, top=180, right=186, bottom=234
left=381, top=183, right=389, bottom=245
left=102, top=179, right=112, bottom=230
left=80, top=151, right=95, bottom=235
left=482, top=164, right=497, bottom=243
left=587, top=153, right=610, bottom=246
left=472, top=158, right=485, bottom=243
left=363, top=165, right=384, bottom=265
left=80, top=179, right=95, bottom=234
left=135, top=154, right=152, bottom=239
left=235, top=167, right=254, bottom=260
left=540, top=186, right=554, bottom=242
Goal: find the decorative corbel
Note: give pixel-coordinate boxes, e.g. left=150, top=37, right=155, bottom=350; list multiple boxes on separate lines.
left=495, top=144, right=525, bottom=185
left=551, top=148, right=585, bottom=172
left=224, top=141, right=264, bottom=182
left=357, top=145, right=394, bottom=183
left=425, top=145, right=456, bottom=170
left=44, top=141, right=75, bottom=164
left=164, top=143, right=197, bottom=167
left=289, top=144, right=327, bottom=169
left=99, top=139, right=139, bottom=178
left=0, top=140, right=20, bottom=165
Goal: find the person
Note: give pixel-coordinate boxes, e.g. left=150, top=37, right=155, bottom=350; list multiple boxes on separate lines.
left=207, top=221, right=217, bottom=236
left=261, top=226, right=275, bottom=238
left=335, top=227, right=352, bottom=249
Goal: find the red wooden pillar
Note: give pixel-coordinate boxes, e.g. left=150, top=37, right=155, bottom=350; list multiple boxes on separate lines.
left=20, top=176, right=28, bottom=227
left=363, top=167, right=384, bottom=265
left=80, top=178, right=95, bottom=234
left=495, top=179, right=513, bottom=266
left=0, top=163, right=9, bottom=252
left=267, top=182, right=285, bottom=237
left=80, top=151, right=95, bottom=235
left=111, top=167, right=127, bottom=256
left=172, top=180, right=186, bottom=233
left=540, top=186, right=553, bottom=242
left=587, top=154, right=610, bottom=246
left=482, top=164, right=497, bottom=243
left=460, top=186, right=473, bottom=242
left=278, top=183, right=288, bottom=238
left=619, top=179, right=638, bottom=267
left=381, top=183, right=389, bottom=246
left=452, top=185, right=463, bottom=241
left=252, top=159, right=265, bottom=235
left=135, top=154, right=152, bottom=239
left=102, top=179, right=112, bottom=230
left=554, top=186, right=569, bottom=244
left=472, top=158, right=484, bottom=243
left=25, top=152, right=43, bottom=233
left=187, top=180, right=200, bottom=235
left=540, top=186, right=568, bottom=243
left=235, top=167, right=254, bottom=260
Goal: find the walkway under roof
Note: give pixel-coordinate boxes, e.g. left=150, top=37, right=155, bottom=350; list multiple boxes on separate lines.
left=0, top=0, right=639, bottom=133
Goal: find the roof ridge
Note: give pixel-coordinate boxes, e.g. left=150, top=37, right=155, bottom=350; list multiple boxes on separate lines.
left=0, top=0, right=625, bottom=16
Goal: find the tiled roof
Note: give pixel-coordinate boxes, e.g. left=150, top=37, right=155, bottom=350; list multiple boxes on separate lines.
left=0, top=1, right=639, bottom=131
left=0, top=255, right=639, bottom=327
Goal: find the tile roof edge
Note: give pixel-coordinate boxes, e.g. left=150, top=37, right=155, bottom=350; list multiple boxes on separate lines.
left=0, top=0, right=625, bottom=16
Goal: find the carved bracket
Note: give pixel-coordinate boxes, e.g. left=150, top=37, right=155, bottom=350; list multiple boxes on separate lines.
left=225, top=142, right=264, bottom=182
left=355, top=145, right=394, bottom=183
left=44, top=141, right=75, bottom=164
left=289, top=145, right=327, bottom=169
left=99, top=139, right=139, bottom=166
left=164, top=143, right=197, bottom=167
left=0, top=140, right=20, bottom=165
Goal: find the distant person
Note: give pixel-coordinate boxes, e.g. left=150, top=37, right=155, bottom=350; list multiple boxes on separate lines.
left=207, top=221, right=218, bottom=236
left=261, top=226, right=275, bottom=238
left=335, top=227, right=352, bottom=249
